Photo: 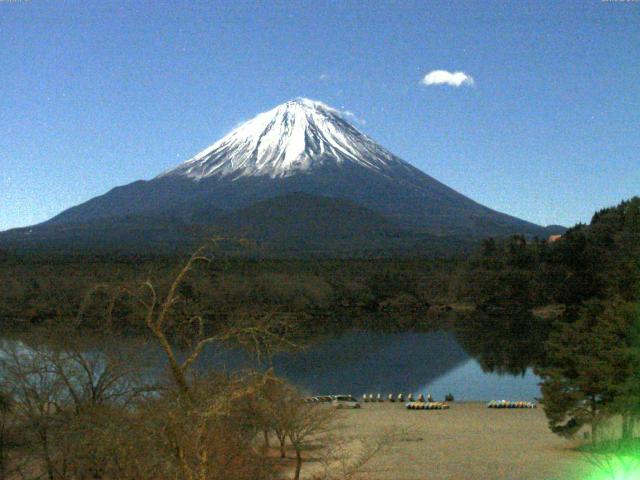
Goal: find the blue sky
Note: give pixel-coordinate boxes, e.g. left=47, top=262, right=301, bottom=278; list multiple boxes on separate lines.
left=1, top=0, right=639, bottom=231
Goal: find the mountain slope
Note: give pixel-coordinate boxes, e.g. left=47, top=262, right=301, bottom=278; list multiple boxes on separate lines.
left=214, top=192, right=413, bottom=256
left=1, top=98, right=561, bottom=255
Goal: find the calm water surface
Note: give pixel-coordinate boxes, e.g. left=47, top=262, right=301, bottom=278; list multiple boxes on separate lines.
left=198, top=330, right=541, bottom=401
left=2, top=330, right=541, bottom=402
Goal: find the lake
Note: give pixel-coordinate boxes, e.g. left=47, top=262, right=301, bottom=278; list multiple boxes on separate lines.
left=1, top=329, right=541, bottom=402
left=196, top=330, right=542, bottom=401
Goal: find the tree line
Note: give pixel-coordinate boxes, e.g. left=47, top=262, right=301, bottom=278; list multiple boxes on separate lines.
left=463, top=197, right=640, bottom=446
left=0, top=252, right=465, bottom=335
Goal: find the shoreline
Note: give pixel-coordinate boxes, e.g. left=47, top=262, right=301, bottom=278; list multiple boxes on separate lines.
left=315, top=401, right=591, bottom=480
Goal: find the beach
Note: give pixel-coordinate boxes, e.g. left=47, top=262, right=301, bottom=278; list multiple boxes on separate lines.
left=316, top=402, right=592, bottom=480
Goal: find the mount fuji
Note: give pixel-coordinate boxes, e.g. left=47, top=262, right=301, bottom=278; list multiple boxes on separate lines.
left=0, top=98, right=562, bottom=255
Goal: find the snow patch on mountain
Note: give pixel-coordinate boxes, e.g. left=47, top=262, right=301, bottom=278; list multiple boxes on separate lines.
left=159, top=98, right=406, bottom=180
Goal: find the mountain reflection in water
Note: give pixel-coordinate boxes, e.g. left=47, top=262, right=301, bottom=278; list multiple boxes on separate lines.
left=1, top=329, right=541, bottom=401
left=196, top=330, right=540, bottom=400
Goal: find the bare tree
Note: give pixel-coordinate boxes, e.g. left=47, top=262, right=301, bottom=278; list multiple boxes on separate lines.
left=285, top=398, right=336, bottom=480
left=106, top=242, right=295, bottom=480
left=0, top=329, right=155, bottom=480
left=117, top=242, right=299, bottom=399
left=4, top=241, right=388, bottom=480
left=1, top=341, right=68, bottom=480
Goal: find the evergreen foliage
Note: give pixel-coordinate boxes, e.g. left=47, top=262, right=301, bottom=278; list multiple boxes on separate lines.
left=463, top=197, right=640, bottom=442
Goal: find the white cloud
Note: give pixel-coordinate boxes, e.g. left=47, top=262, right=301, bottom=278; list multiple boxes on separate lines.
left=337, top=108, right=366, bottom=125
left=319, top=73, right=331, bottom=81
left=322, top=103, right=366, bottom=125
left=420, top=70, right=475, bottom=88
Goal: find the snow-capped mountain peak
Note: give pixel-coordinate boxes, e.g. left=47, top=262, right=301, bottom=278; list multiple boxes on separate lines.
left=17, top=98, right=556, bottom=251
left=160, top=98, right=402, bottom=180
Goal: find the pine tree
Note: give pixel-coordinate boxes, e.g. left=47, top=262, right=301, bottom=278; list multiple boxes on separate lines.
left=608, top=301, right=640, bottom=441
left=537, top=300, right=635, bottom=443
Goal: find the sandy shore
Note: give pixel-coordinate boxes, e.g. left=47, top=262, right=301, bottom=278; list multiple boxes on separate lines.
left=322, top=402, right=592, bottom=480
